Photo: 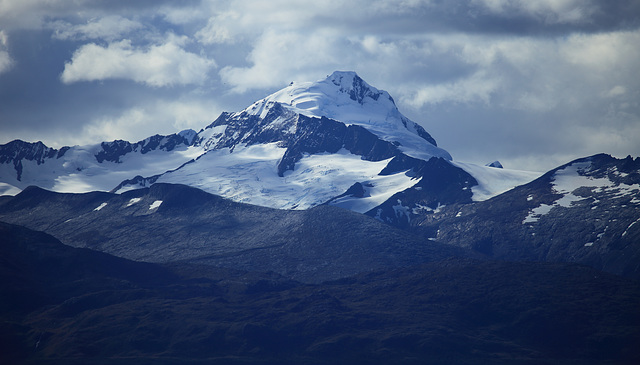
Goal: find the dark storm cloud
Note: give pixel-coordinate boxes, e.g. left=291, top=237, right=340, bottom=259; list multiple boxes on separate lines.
left=310, top=0, right=640, bottom=37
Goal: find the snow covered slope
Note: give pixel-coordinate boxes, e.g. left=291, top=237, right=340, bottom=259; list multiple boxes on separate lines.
left=0, top=71, right=541, bottom=226
left=453, top=161, right=541, bottom=201
left=0, top=133, right=202, bottom=194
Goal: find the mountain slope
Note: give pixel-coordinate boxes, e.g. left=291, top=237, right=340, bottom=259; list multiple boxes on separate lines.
left=416, top=154, right=640, bottom=279
left=0, top=183, right=470, bottom=283
left=2, top=221, right=639, bottom=365
left=0, top=132, right=200, bottom=194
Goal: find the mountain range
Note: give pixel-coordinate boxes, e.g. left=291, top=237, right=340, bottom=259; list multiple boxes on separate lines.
left=0, top=71, right=537, bottom=225
left=1, top=71, right=639, bottom=364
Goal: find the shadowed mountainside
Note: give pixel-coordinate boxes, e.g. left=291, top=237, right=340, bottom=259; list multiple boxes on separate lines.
left=1, top=221, right=639, bottom=365
left=0, top=183, right=471, bottom=283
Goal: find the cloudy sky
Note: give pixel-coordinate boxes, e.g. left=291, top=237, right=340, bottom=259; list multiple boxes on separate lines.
left=0, top=0, right=639, bottom=172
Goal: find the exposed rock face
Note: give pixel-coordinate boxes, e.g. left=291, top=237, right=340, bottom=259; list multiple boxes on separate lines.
left=95, top=133, right=196, bottom=163
left=206, top=110, right=401, bottom=177
left=0, top=140, right=68, bottom=181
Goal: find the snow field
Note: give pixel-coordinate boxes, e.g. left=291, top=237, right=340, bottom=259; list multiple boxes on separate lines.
left=522, top=162, right=640, bottom=224
left=157, top=143, right=417, bottom=211
left=453, top=161, right=542, bottom=202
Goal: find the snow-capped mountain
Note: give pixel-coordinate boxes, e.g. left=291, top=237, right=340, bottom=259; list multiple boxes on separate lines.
left=0, top=71, right=537, bottom=225
left=418, top=154, right=640, bottom=279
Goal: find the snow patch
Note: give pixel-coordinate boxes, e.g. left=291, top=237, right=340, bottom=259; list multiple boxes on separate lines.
left=412, top=202, right=445, bottom=215
left=126, top=197, right=142, bottom=207
left=522, top=204, right=553, bottom=224
left=392, top=199, right=411, bottom=223
left=453, top=161, right=541, bottom=201
left=149, top=200, right=163, bottom=210
left=178, top=129, right=197, bottom=144
left=0, top=182, right=21, bottom=196
left=93, top=202, right=108, bottom=211
left=622, top=218, right=640, bottom=237
left=523, top=161, right=640, bottom=224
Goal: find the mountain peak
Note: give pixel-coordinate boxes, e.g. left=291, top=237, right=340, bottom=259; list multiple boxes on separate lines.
left=326, top=71, right=389, bottom=105
left=237, top=71, right=449, bottom=162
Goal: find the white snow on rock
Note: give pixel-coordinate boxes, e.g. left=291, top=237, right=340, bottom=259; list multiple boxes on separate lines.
left=392, top=199, right=411, bottom=223
left=453, top=161, right=542, bottom=201
left=238, top=71, right=451, bottom=162
left=126, top=198, right=142, bottom=207
left=0, top=182, right=21, bottom=196
left=149, top=200, right=163, bottom=210
left=622, top=218, right=640, bottom=237
left=523, top=161, right=640, bottom=224
left=157, top=143, right=416, bottom=211
left=1, top=142, right=205, bottom=194
left=412, top=202, right=445, bottom=215
left=522, top=204, right=553, bottom=224
left=93, top=202, right=108, bottom=211
left=328, top=172, right=417, bottom=214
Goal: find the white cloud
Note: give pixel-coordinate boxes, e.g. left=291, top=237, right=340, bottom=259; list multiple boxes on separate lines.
left=472, top=0, right=597, bottom=24
left=0, top=30, right=12, bottom=74
left=51, top=15, right=144, bottom=41
left=390, top=30, right=640, bottom=112
left=402, top=71, right=500, bottom=107
left=60, top=37, right=216, bottom=87
left=196, top=10, right=241, bottom=44
left=0, top=50, right=10, bottom=73
left=75, top=99, right=222, bottom=145
left=606, top=86, right=626, bottom=98
left=194, top=0, right=432, bottom=46
left=219, top=28, right=346, bottom=92
left=561, top=31, right=640, bottom=72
